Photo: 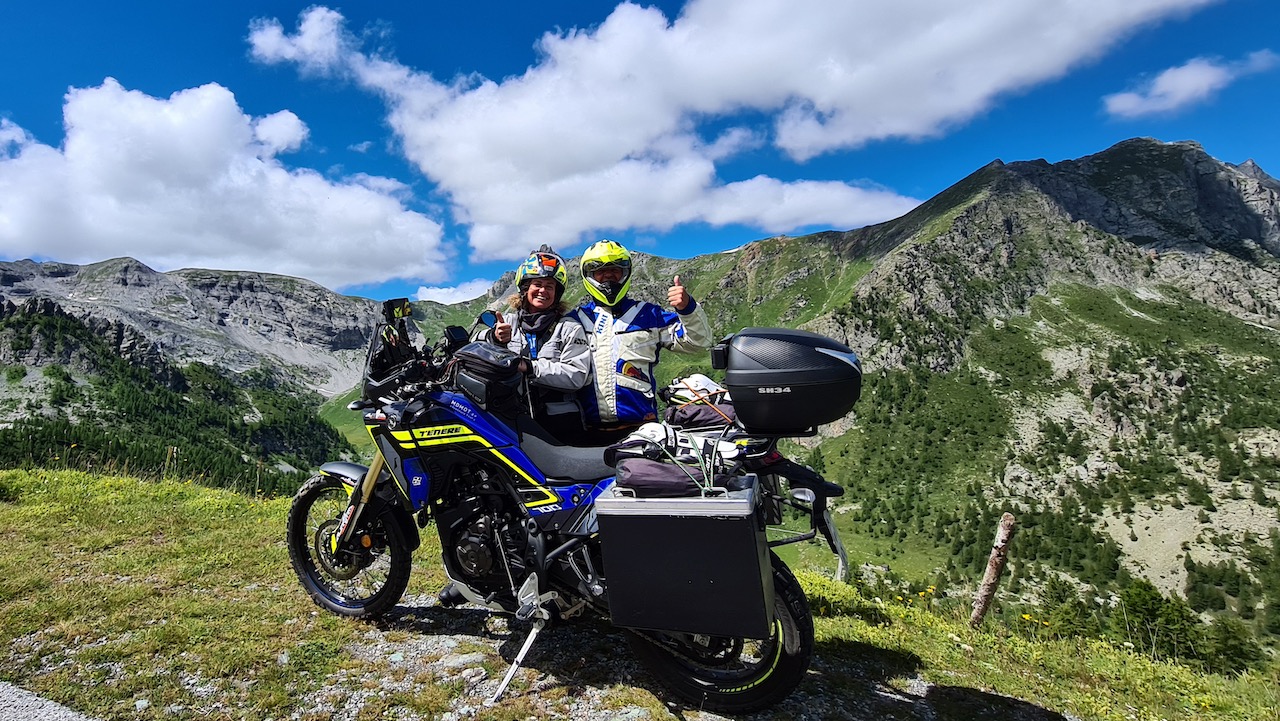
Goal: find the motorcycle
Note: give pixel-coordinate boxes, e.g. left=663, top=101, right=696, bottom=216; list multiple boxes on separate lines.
left=286, top=298, right=862, bottom=712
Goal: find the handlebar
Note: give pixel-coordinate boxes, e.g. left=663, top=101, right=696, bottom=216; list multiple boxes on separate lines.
left=357, top=314, right=498, bottom=411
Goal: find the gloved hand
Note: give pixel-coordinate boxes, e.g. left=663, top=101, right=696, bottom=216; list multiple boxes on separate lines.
left=493, top=311, right=513, bottom=344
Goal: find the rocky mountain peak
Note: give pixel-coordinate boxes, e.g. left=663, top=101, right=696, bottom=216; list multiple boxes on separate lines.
left=77, top=257, right=163, bottom=288
left=1002, top=137, right=1280, bottom=260
left=1232, top=158, right=1280, bottom=192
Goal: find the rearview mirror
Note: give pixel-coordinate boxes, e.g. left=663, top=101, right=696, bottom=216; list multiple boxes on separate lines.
left=479, top=310, right=499, bottom=328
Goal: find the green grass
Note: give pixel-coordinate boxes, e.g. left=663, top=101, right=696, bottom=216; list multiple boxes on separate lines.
left=1, top=469, right=1275, bottom=721
left=796, top=570, right=1280, bottom=721
left=319, top=385, right=371, bottom=452
left=0, top=469, right=444, bottom=720
left=1053, top=284, right=1280, bottom=357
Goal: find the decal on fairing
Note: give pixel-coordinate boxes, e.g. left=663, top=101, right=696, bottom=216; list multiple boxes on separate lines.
left=402, top=457, right=431, bottom=509
left=527, top=479, right=615, bottom=519
left=448, top=398, right=478, bottom=421
left=392, top=421, right=560, bottom=508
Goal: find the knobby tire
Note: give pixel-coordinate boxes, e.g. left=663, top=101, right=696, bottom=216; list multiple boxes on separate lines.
left=287, top=474, right=411, bottom=618
left=627, top=552, right=814, bottom=712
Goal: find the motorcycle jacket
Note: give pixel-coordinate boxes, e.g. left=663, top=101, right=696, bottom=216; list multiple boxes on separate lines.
left=481, top=310, right=591, bottom=410
left=574, top=297, right=712, bottom=427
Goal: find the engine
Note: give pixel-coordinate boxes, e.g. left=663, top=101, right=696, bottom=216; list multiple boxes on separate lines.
left=437, top=493, right=527, bottom=598
left=454, top=514, right=498, bottom=578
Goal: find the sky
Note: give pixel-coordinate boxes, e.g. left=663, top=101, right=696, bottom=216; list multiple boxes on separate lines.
left=1, top=0, right=1277, bottom=304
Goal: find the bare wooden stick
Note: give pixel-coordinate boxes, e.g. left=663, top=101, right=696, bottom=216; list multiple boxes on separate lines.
left=970, top=512, right=1017, bottom=628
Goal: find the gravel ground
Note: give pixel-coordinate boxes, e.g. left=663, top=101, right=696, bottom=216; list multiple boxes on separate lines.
left=3, top=593, right=1080, bottom=720
left=281, top=594, right=1079, bottom=721
left=0, top=682, right=101, bottom=721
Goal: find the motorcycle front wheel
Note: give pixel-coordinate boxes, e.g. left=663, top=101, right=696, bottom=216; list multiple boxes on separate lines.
left=287, top=474, right=411, bottom=618
left=627, top=552, right=814, bottom=712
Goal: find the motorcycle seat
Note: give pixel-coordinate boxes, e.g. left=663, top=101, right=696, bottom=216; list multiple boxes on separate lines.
left=517, top=417, right=615, bottom=483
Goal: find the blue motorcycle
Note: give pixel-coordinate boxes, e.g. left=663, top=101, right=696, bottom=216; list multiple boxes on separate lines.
left=286, top=299, right=861, bottom=711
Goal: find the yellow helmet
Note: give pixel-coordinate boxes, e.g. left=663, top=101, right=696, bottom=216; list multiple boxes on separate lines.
left=581, top=239, right=632, bottom=306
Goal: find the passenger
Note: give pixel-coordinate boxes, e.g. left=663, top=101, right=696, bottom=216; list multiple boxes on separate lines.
left=574, top=239, right=712, bottom=444
left=484, top=245, right=591, bottom=439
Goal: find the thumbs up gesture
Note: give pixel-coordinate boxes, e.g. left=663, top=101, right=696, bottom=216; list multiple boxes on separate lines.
left=493, top=311, right=513, bottom=344
left=667, top=275, right=691, bottom=312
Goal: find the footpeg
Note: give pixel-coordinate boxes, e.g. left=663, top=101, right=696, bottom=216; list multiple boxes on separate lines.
left=515, top=601, right=538, bottom=621
left=514, top=573, right=557, bottom=622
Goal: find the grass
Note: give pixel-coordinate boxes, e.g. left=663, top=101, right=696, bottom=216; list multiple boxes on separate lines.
left=0, top=468, right=436, bottom=720
left=319, top=385, right=372, bottom=452
left=1, top=469, right=1276, bottom=720
left=795, top=570, right=1280, bottom=721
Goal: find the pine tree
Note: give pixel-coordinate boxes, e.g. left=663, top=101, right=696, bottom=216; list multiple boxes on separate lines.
left=1203, top=617, right=1263, bottom=676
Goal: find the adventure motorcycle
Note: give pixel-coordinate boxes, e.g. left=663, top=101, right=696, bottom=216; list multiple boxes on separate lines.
left=286, top=299, right=862, bottom=711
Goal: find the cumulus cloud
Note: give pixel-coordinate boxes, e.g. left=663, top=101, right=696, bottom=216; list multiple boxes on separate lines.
left=1104, top=50, right=1278, bottom=118
left=251, top=0, right=1214, bottom=263
left=253, top=110, right=308, bottom=153
left=247, top=7, right=352, bottom=75
left=0, top=78, right=446, bottom=290
left=415, top=278, right=494, bottom=304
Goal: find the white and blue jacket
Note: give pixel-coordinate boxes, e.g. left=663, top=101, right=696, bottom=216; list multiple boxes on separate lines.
left=574, top=297, right=712, bottom=427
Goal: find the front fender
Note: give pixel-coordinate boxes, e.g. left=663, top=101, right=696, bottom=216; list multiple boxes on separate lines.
left=319, top=461, right=373, bottom=487
left=318, top=461, right=421, bottom=553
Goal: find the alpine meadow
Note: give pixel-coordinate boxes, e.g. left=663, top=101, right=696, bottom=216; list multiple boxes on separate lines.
left=2, top=137, right=1279, bottom=720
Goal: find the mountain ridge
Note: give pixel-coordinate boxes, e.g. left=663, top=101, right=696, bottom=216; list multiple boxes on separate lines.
left=0, top=257, right=379, bottom=396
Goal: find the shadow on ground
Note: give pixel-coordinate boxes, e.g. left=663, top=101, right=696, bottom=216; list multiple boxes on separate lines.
left=372, top=602, right=1068, bottom=721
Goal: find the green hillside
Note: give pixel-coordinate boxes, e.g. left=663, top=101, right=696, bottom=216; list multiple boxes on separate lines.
left=802, top=283, right=1280, bottom=653
left=318, top=385, right=373, bottom=455
left=0, top=469, right=1275, bottom=721
left=0, top=308, right=353, bottom=496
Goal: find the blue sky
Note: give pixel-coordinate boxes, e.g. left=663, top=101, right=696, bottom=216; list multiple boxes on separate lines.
left=1, top=0, right=1276, bottom=303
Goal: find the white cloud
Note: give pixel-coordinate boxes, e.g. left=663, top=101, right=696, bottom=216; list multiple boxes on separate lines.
left=247, top=7, right=351, bottom=75
left=415, top=278, right=494, bottom=304
left=1104, top=50, right=1278, bottom=118
left=703, top=178, right=919, bottom=232
left=253, top=110, right=308, bottom=154
left=252, top=0, right=1216, bottom=262
left=0, top=79, right=446, bottom=290
left=0, top=119, right=32, bottom=149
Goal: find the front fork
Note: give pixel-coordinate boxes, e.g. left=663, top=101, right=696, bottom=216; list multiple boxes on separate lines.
left=332, top=453, right=386, bottom=552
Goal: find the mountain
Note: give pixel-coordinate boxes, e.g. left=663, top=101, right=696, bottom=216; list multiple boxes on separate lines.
left=0, top=257, right=379, bottom=396
left=774, top=137, right=1280, bottom=653
left=0, top=260, right=373, bottom=491
left=3, top=137, right=1279, bottom=655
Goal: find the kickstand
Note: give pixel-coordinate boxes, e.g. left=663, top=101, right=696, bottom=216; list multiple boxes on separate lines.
left=489, top=618, right=545, bottom=704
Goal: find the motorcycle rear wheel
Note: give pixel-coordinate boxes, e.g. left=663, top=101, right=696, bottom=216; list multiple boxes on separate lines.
left=287, top=474, right=411, bottom=618
left=627, top=552, right=814, bottom=712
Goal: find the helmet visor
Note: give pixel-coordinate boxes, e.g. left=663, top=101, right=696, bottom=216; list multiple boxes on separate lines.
left=582, top=258, right=631, bottom=274
left=531, top=253, right=561, bottom=274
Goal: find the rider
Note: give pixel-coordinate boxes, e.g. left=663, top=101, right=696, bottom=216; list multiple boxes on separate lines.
left=575, top=239, right=712, bottom=443
left=484, top=245, right=591, bottom=438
